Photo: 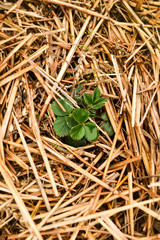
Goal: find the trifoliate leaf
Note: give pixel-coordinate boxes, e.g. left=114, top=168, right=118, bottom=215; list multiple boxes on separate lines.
left=83, top=93, right=93, bottom=107
left=53, top=117, right=70, bottom=137
left=51, top=99, right=73, bottom=116
left=64, top=136, right=86, bottom=147
left=66, top=116, right=77, bottom=128
left=101, top=112, right=109, bottom=121
left=70, top=124, right=85, bottom=140
left=84, top=122, right=98, bottom=141
left=101, top=121, right=114, bottom=136
left=72, top=109, right=89, bottom=123
left=92, top=98, right=106, bottom=109
left=93, top=88, right=101, bottom=102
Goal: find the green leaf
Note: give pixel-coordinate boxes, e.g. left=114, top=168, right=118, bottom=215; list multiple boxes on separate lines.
left=73, top=84, right=83, bottom=98
left=76, top=97, right=86, bottom=107
left=53, top=117, right=70, bottom=137
left=101, top=112, right=109, bottom=121
left=83, top=93, right=93, bottom=107
left=51, top=99, right=73, bottom=116
left=66, top=116, right=77, bottom=128
left=72, top=109, right=89, bottom=123
left=101, top=121, right=114, bottom=136
left=64, top=136, right=86, bottom=147
left=92, top=98, right=106, bottom=109
left=70, top=124, right=85, bottom=140
left=93, top=88, right=101, bottom=102
left=84, top=122, right=98, bottom=141
left=88, top=108, right=96, bottom=118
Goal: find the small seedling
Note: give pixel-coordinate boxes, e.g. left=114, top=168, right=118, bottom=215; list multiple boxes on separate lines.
left=51, top=88, right=110, bottom=145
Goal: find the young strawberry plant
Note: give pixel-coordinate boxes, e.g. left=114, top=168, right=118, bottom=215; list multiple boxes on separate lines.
left=51, top=88, right=109, bottom=145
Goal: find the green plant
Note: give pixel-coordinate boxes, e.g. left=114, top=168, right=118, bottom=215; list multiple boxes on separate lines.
left=83, top=87, right=106, bottom=109
left=51, top=88, right=108, bottom=145
left=100, top=112, right=114, bottom=136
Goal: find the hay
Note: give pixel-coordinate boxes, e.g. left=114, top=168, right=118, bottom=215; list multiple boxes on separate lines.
left=0, top=0, right=160, bottom=239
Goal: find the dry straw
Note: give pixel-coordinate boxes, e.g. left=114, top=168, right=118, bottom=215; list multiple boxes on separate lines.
left=0, top=0, right=160, bottom=239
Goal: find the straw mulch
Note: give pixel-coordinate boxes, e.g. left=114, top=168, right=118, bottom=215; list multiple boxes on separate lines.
left=0, top=0, right=160, bottom=239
